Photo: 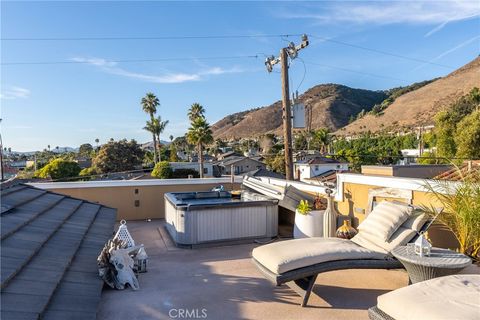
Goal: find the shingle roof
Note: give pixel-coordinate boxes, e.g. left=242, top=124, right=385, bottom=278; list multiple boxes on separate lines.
left=295, top=157, right=347, bottom=165
left=1, top=181, right=116, bottom=320
left=245, top=168, right=285, bottom=179
left=220, top=156, right=265, bottom=167
left=434, top=162, right=480, bottom=181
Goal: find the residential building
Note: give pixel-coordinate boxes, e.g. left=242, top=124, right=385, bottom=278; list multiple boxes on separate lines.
left=218, top=156, right=266, bottom=175
left=169, top=162, right=216, bottom=177
left=217, top=151, right=242, bottom=160
left=294, top=157, right=349, bottom=182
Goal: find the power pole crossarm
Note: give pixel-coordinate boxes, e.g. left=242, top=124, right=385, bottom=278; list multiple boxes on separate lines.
left=265, top=34, right=309, bottom=181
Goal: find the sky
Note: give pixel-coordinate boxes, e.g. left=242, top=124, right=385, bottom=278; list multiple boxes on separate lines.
left=1, top=0, right=479, bottom=151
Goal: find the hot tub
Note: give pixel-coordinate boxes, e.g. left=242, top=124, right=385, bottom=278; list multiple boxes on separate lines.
left=165, top=191, right=278, bottom=247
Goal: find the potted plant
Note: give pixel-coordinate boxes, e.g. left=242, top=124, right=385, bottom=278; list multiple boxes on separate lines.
left=422, top=166, right=480, bottom=262
left=293, top=199, right=325, bottom=239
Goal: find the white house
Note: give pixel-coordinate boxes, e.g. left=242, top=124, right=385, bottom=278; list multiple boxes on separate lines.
left=294, top=157, right=349, bottom=182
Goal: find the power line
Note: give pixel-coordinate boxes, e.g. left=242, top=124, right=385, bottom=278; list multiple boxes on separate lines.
left=1, top=55, right=260, bottom=66
left=303, top=60, right=408, bottom=82
left=308, top=34, right=455, bottom=69
left=2, top=32, right=457, bottom=69
left=1, top=34, right=304, bottom=41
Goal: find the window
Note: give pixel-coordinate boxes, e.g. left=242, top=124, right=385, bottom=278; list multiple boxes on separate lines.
left=203, top=168, right=208, bottom=174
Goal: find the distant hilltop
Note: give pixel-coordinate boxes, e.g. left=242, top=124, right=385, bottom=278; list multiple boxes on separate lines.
left=211, top=56, right=480, bottom=139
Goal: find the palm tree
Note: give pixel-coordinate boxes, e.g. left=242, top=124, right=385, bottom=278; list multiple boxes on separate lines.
left=188, top=103, right=206, bottom=121
left=141, top=93, right=160, bottom=163
left=155, top=117, right=169, bottom=161
left=187, top=116, right=213, bottom=178
left=169, top=135, right=174, bottom=143
left=95, top=138, right=100, bottom=151
left=47, top=144, right=51, bottom=152
left=312, top=128, right=331, bottom=154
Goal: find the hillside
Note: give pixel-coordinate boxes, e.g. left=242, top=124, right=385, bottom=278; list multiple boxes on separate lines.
left=211, top=84, right=387, bottom=139
left=337, top=57, right=480, bottom=135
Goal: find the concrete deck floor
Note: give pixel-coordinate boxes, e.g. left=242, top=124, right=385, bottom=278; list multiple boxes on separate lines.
left=97, top=220, right=474, bottom=320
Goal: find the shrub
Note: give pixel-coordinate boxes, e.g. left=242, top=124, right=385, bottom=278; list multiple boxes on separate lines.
left=171, top=168, right=200, bottom=179
left=79, top=167, right=98, bottom=177
left=151, top=161, right=173, bottom=179
left=34, top=159, right=81, bottom=180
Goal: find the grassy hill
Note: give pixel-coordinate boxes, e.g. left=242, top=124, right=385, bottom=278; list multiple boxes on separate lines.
left=337, top=57, right=480, bottom=135
left=211, top=84, right=387, bottom=139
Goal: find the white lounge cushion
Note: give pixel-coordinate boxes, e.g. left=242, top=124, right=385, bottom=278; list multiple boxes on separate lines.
left=351, top=227, right=417, bottom=254
left=378, top=274, right=480, bottom=320
left=358, top=201, right=413, bottom=241
left=252, top=237, right=387, bottom=274
left=401, top=208, right=428, bottom=232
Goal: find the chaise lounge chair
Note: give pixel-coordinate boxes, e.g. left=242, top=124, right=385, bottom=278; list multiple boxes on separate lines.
left=252, top=201, right=428, bottom=307
left=368, top=274, right=480, bottom=320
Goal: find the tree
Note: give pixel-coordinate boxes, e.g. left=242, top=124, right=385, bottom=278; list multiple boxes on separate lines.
left=79, top=143, right=93, bottom=157
left=265, top=154, right=286, bottom=175
left=141, top=92, right=160, bottom=163
left=93, top=139, right=144, bottom=173
left=435, top=87, right=480, bottom=160
left=169, top=135, right=174, bottom=142
left=151, top=161, right=173, bottom=179
left=188, top=103, right=206, bottom=121
left=169, top=143, right=179, bottom=162
left=155, top=116, right=169, bottom=161
left=187, top=116, right=213, bottom=178
left=34, top=159, right=81, bottom=180
left=95, top=138, right=100, bottom=150
left=311, top=128, right=331, bottom=154
left=454, top=110, right=480, bottom=159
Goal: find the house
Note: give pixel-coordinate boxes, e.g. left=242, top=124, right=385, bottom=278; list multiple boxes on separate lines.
left=294, top=157, right=349, bottom=182
left=217, top=151, right=242, bottom=161
left=399, top=148, right=435, bottom=164
left=218, top=156, right=266, bottom=175
left=169, top=162, right=216, bottom=177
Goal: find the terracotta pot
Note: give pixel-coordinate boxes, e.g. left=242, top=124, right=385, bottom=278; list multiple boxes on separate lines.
left=293, top=210, right=324, bottom=238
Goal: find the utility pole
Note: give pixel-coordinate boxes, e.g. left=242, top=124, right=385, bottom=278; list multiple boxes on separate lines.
left=265, top=34, right=309, bottom=180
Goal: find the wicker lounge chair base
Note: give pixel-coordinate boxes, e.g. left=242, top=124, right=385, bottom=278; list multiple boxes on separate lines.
left=252, top=258, right=403, bottom=307
left=368, top=306, right=396, bottom=320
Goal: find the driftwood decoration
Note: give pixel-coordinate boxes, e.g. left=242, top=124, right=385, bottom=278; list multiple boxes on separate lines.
left=97, top=238, right=141, bottom=290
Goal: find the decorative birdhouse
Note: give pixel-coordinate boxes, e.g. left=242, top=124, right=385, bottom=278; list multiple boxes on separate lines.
left=114, top=220, right=135, bottom=248
left=414, top=233, right=432, bottom=257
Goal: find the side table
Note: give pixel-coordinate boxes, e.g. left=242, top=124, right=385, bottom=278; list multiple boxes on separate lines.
left=391, top=246, right=471, bottom=284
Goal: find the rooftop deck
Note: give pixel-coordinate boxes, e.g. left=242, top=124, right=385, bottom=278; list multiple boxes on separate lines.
left=98, top=220, right=409, bottom=320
